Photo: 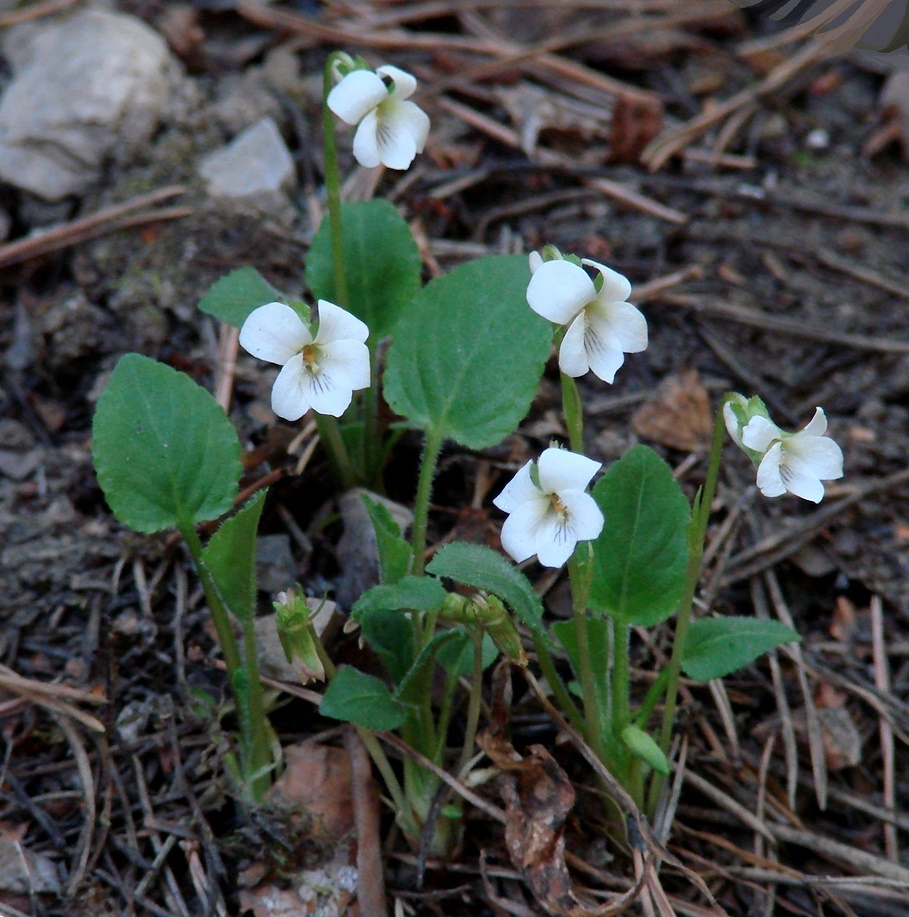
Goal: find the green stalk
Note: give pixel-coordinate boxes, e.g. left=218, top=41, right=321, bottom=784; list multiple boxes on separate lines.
left=646, top=396, right=731, bottom=814
left=321, top=54, right=350, bottom=311
left=411, top=428, right=445, bottom=578
left=179, top=523, right=274, bottom=800
left=568, top=550, right=605, bottom=762
left=362, top=339, right=382, bottom=489
left=560, top=371, right=585, bottom=453
left=314, top=412, right=356, bottom=490
left=455, top=630, right=485, bottom=779
left=532, top=632, right=586, bottom=734
left=179, top=523, right=241, bottom=676
left=612, top=619, right=631, bottom=738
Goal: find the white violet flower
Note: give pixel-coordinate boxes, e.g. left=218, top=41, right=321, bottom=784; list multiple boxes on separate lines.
left=526, top=254, right=648, bottom=383
left=327, top=64, right=430, bottom=170
left=239, top=300, right=370, bottom=421
left=493, top=447, right=604, bottom=568
left=724, top=403, right=844, bottom=503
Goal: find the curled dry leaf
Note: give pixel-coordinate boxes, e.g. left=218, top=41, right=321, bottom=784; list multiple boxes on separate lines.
left=631, top=369, right=713, bottom=453
left=479, top=732, right=581, bottom=916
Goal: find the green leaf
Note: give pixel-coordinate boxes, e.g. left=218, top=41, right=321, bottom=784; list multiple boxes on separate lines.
left=92, top=354, right=242, bottom=533
left=351, top=576, right=448, bottom=622
left=198, top=267, right=281, bottom=328
left=621, top=725, right=670, bottom=775
left=436, top=628, right=498, bottom=677
left=201, top=491, right=267, bottom=622
left=362, top=494, right=411, bottom=584
left=384, top=255, right=551, bottom=449
left=320, top=666, right=406, bottom=730
left=427, top=542, right=544, bottom=632
left=683, top=617, right=801, bottom=682
left=551, top=618, right=611, bottom=716
left=359, top=606, right=416, bottom=685
left=306, top=200, right=422, bottom=338
left=590, top=446, right=690, bottom=626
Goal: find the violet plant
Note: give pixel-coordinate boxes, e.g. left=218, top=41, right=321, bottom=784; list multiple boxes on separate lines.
left=91, top=48, right=844, bottom=852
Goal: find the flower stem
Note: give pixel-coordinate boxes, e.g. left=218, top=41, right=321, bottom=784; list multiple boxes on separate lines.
left=560, top=371, right=585, bottom=453
left=455, top=629, right=486, bottom=779
left=411, top=427, right=444, bottom=577
left=646, top=395, right=731, bottom=814
left=611, top=618, right=631, bottom=738
left=532, top=632, right=586, bottom=734
left=179, top=522, right=272, bottom=801
left=568, top=549, right=605, bottom=762
left=313, top=412, right=356, bottom=490
left=321, top=54, right=350, bottom=311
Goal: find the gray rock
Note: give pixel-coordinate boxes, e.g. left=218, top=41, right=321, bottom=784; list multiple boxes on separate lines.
left=198, top=117, right=295, bottom=200
left=0, top=9, right=173, bottom=200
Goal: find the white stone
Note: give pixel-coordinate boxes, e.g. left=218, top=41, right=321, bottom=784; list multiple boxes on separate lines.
left=0, top=9, right=173, bottom=200
left=198, top=117, right=296, bottom=199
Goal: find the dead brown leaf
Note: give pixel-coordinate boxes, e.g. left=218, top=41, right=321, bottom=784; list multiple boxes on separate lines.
left=479, top=733, right=580, bottom=916
left=267, top=742, right=354, bottom=841
left=631, top=370, right=713, bottom=453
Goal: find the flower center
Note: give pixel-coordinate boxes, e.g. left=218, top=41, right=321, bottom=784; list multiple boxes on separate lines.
left=302, top=343, right=321, bottom=373
left=550, top=493, right=569, bottom=522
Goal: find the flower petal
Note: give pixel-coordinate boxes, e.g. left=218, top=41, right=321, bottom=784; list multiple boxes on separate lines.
left=581, top=259, right=632, bottom=302
left=800, top=407, right=828, bottom=437
left=314, top=300, right=369, bottom=345
left=779, top=456, right=825, bottom=503
left=376, top=64, right=417, bottom=100
left=534, top=513, right=578, bottom=568
left=723, top=401, right=745, bottom=448
left=785, top=435, right=844, bottom=481
left=327, top=70, right=387, bottom=125
left=528, top=251, right=543, bottom=273
left=557, top=489, right=605, bottom=542
left=352, top=110, right=382, bottom=168
left=271, top=354, right=311, bottom=421
left=558, top=311, right=590, bottom=377
left=300, top=363, right=355, bottom=417
left=240, top=302, right=311, bottom=365
left=526, top=260, right=595, bottom=324
left=755, top=443, right=787, bottom=498
left=500, top=498, right=551, bottom=563
left=493, top=461, right=540, bottom=514
left=742, top=416, right=782, bottom=454
left=588, top=298, right=648, bottom=354
left=372, top=105, right=419, bottom=169
left=319, top=340, right=371, bottom=391
left=387, top=99, right=430, bottom=153
left=537, top=447, right=600, bottom=493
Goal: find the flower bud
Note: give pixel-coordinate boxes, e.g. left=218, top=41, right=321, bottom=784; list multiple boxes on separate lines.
left=273, top=588, right=326, bottom=683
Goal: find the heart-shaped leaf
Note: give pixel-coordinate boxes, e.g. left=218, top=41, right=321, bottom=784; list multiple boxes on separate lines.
left=92, top=354, right=241, bottom=533
left=384, top=255, right=551, bottom=449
